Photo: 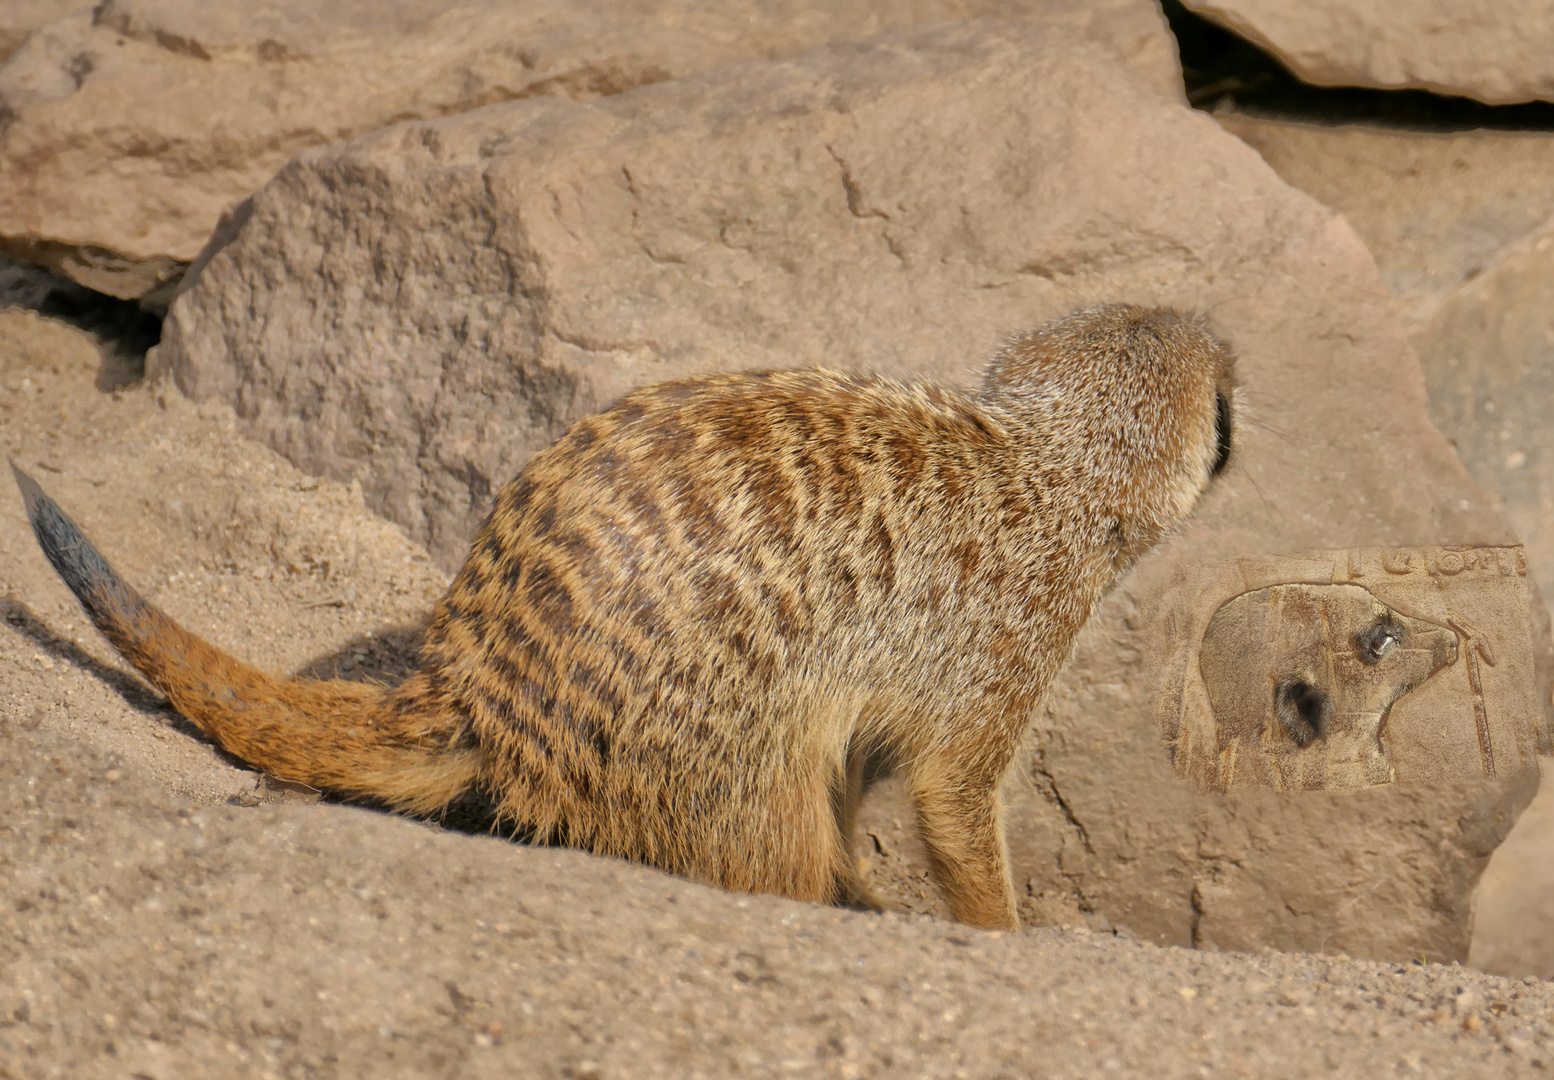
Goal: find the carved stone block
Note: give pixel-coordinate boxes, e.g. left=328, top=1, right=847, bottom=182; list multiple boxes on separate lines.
left=1155, top=547, right=1542, bottom=793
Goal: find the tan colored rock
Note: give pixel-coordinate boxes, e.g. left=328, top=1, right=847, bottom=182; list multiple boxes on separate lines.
left=0, top=0, right=1180, bottom=300
left=1181, top=0, right=1554, bottom=105
left=0, top=1, right=82, bottom=64
left=1209, top=112, right=1554, bottom=710
left=1410, top=231, right=1554, bottom=975
left=151, top=21, right=1537, bottom=960
left=1213, top=116, right=1554, bottom=337
left=151, top=22, right=1495, bottom=568
left=1412, top=221, right=1554, bottom=612
left=1209, top=114, right=1554, bottom=695
left=1472, top=773, right=1554, bottom=978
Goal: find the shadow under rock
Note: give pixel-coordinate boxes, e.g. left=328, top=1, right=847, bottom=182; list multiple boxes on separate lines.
left=0, top=254, right=161, bottom=389
left=1162, top=0, right=1554, bottom=131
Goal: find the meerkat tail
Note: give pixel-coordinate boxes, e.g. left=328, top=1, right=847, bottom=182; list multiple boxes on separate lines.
left=10, top=464, right=478, bottom=814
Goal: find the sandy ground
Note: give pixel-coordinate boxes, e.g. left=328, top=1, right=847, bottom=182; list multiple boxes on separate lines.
left=5, top=716, right=1554, bottom=1080
left=4, top=289, right=1554, bottom=1076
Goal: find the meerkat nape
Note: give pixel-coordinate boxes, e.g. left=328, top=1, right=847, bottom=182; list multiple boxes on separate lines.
left=13, top=302, right=1233, bottom=932
left=982, top=305, right=1236, bottom=566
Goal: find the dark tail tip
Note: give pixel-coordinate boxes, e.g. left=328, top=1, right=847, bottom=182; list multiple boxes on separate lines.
left=10, top=461, right=132, bottom=622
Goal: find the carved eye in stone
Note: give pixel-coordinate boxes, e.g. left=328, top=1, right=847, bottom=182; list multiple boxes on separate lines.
left=1355, top=619, right=1404, bottom=666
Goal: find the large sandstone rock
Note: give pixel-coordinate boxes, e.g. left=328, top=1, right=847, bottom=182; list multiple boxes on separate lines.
left=1180, top=0, right=1554, bottom=105
left=1209, top=113, right=1554, bottom=700
left=150, top=20, right=1542, bottom=960
left=1412, top=229, right=1554, bottom=973
left=1411, top=221, right=1554, bottom=621
left=1205, top=112, right=1554, bottom=977
left=0, top=0, right=1179, bottom=301
left=152, top=22, right=1496, bottom=569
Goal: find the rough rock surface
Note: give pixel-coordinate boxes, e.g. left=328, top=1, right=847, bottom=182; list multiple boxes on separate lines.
left=0, top=0, right=1179, bottom=300
left=1474, top=772, right=1554, bottom=980
left=1210, top=113, right=1554, bottom=702
left=1215, top=117, right=1554, bottom=337
left=1180, top=0, right=1554, bottom=105
left=0, top=1, right=81, bottom=64
left=1411, top=223, right=1554, bottom=617
left=148, top=21, right=1540, bottom=960
left=153, top=20, right=1497, bottom=567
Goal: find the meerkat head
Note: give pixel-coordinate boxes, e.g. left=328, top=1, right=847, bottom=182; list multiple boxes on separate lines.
left=983, top=304, right=1235, bottom=562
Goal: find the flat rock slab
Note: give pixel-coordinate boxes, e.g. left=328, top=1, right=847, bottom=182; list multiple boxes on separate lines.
left=6, top=720, right=1554, bottom=1079
left=152, top=19, right=1498, bottom=565
left=149, top=22, right=1544, bottom=960
left=1181, top=0, right=1554, bottom=105
left=0, top=0, right=1178, bottom=299
left=1206, top=115, right=1554, bottom=723
left=1412, top=221, right=1554, bottom=613
left=1212, top=118, right=1554, bottom=337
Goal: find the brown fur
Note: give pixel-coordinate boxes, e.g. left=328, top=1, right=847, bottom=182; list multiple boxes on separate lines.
left=16, top=304, right=1235, bottom=931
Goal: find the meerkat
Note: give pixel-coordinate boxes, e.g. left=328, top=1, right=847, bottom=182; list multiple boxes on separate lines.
left=14, top=303, right=1235, bottom=932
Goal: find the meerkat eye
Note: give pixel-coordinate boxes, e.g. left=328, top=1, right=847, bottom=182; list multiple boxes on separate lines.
left=1210, top=392, right=1232, bottom=477
left=1355, top=621, right=1402, bottom=665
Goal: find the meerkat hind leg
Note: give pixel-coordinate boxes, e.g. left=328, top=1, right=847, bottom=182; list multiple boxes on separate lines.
left=909, top=753, right=1021, bottom=932
left=697, top=759, right=854, bottom=905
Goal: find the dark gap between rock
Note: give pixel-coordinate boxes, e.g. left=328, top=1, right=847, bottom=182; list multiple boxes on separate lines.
left=0, top=252, right=161, bottom=389
left=1161, top=0, right=1554, bottom=131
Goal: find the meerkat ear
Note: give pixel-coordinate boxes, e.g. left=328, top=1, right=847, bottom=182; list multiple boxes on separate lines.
left=1274, top=675, right=1332, bottom=747
left=1211, top=392, right=1232, bottom=476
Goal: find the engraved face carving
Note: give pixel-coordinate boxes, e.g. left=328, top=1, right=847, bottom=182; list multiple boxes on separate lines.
left=1199, top=584, right=1459, bottom=790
